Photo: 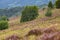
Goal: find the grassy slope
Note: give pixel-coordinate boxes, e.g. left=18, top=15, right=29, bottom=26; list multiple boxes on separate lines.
left=0, top=9, right=60, bottom=40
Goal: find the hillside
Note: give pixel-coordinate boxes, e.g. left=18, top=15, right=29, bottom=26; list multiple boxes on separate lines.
left=0, top=5, right=47, bottom=18
left=0, top=7, right=23, bottom=17
left=0, top=5, right=46, bottom=18
left=0, top=9, right=60, bottom=40
left=0, top=0, right=55, bottom=8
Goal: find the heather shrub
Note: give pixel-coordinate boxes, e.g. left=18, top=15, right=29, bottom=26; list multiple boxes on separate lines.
left=26, top=29, right=42, bottom=36
left=0, top=16, right=8, bottom=21
left=0, top=21, right=8, bottom=30
left=42, top=27, right=58, bottom=33
left=5, top=35, right=20, bottom=40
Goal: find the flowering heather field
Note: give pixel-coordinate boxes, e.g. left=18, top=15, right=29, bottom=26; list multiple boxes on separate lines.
left=0, top=9, right=59, bottom=40
left=1, top=0, right=60, bottom=40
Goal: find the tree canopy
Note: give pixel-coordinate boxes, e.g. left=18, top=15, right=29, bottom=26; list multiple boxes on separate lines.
left=20, top=6, right=39, bottom=22
left=55, top=0, right=60, bottom=8
left=48, top=1, right=53, bottom=8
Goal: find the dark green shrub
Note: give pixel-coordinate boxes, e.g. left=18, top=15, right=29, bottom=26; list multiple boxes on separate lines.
left=55, top=0, right=60, bottom=8
left=0, top=21, right=8, bottom=30
left=20, top=6, right=38, bottom=22
left=48, top=1, right=53, bottom=8
left=45, top=9, right=52, bottom=17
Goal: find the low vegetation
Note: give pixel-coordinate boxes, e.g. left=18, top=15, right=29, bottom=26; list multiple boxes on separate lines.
left=0, top=16, right=8, bottom=30
left=26, top=29, right=42, bottom=36
left=0, top=21, right=8, bottom=30
left=0, top=16, right=8, bottom=21
left=5, top=35, right=20, bottom=40
left=0, top=0, right=60, bottom=40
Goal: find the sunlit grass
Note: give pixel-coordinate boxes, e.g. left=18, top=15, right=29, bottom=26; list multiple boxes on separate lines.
left=28, top=35, right=36, bottom=40
left=0, top=9, right=60, bottom=40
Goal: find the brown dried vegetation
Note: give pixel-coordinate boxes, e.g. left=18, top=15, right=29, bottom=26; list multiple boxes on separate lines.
left=26, top=26, right=60, bottom=40
left=25, top=29, right=42, bottom=36
left=5, top=35, right=20, bottom=40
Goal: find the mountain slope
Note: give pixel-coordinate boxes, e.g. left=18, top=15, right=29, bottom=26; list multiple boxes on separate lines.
left=0, top=7, right=23, bottom=17
left=0, top=9, right=60, bottom=40
left=0, top=0, right=55, bottom=8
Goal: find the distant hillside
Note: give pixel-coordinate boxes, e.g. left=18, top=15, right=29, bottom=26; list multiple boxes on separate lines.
left=0, top=4, right=47, bottom=17
left=39, top=4, right=48, bottom=8
left=0, top=7, right=23, bottom=17
left=0, top=0, right=55, bottom=8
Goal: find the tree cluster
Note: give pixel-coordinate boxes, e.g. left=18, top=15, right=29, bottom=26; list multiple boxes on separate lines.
left=20, top=6, right=39, bottom=22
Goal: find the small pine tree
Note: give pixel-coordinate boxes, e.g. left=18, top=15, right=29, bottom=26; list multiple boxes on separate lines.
left=55, top=0, right=60, bottom=8
left=48, top=1, right=53, bottom=8
left=45, top=9, right=52, bottom=17
left=20, top=6, right=38, bottom=22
